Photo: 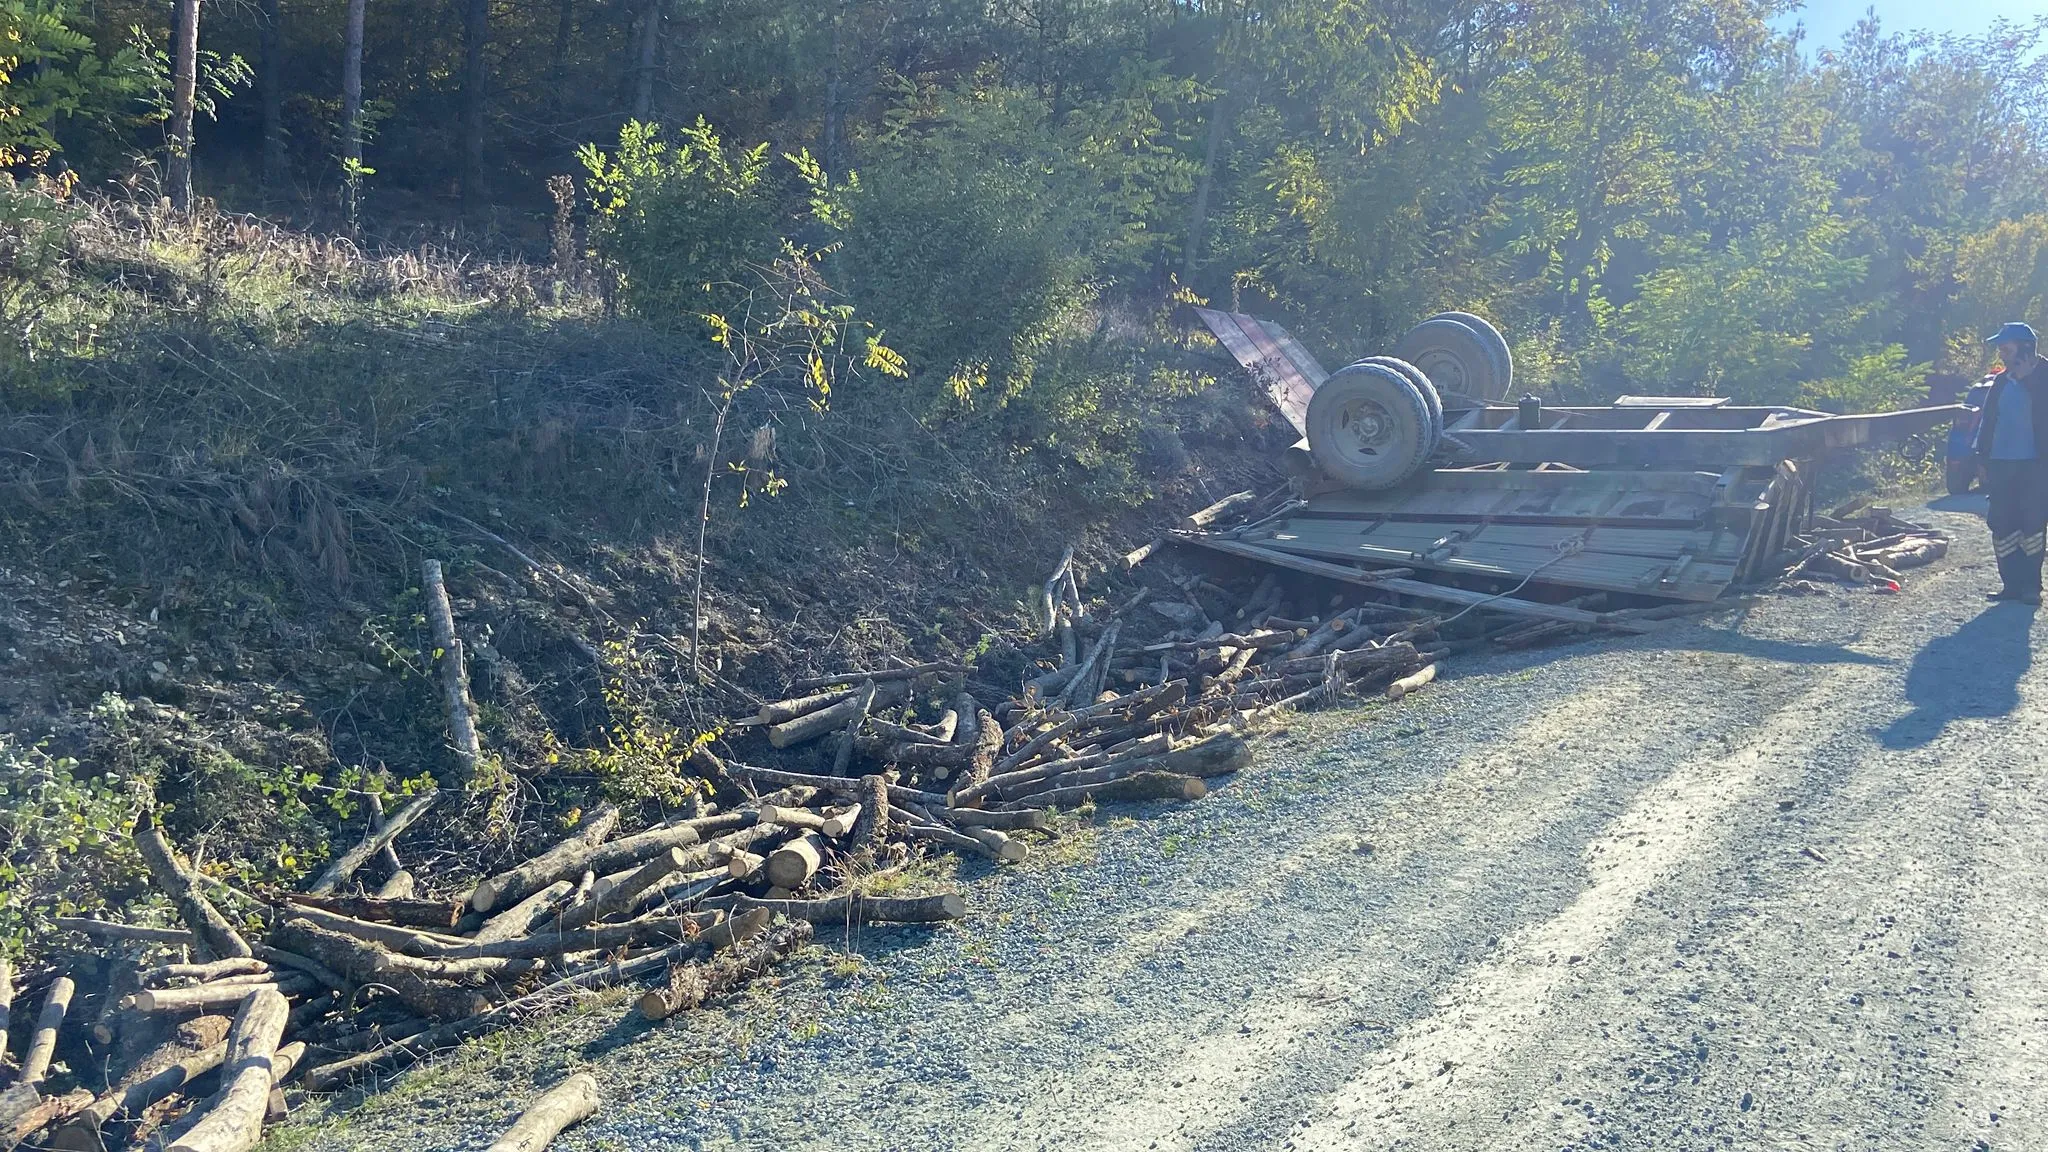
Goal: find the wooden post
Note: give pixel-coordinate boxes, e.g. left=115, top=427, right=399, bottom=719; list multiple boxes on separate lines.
left=22, top=975, right=75, bottom=1084
left=487, top=1072, right=600, bottom=1152
left=422, top=559, right=482, bottom=782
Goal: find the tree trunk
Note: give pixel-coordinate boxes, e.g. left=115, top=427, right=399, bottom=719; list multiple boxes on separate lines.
left=630, top=0, right=660, bottom=120
left=548, top=0, right=574, bottom=94
left=1183, top=90, right=1228, bottom=275
left=460, top=0, right=489, bottom=212
left=340, top=0, right=367, bottom=225
left=258, top=0, right=284, bottom=195
left=166, top=0, right=201, bottom=211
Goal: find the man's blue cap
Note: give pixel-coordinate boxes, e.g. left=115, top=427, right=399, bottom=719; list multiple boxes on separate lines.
left=1986, top=321, right=2038, bottom=345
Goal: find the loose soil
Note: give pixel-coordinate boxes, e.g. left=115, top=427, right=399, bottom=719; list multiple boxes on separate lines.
left=273, top=495, right=2045, bottom=1152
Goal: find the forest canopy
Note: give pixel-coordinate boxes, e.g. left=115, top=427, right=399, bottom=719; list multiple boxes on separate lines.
left=6, top=0, right=2048, bottom=405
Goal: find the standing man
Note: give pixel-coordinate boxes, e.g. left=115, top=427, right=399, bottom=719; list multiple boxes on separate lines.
left=1975, top=322, right=2048, bottom=605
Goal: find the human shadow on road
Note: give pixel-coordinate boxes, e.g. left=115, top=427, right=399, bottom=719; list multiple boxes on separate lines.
left=1877, top=603, right=2034, bottom=749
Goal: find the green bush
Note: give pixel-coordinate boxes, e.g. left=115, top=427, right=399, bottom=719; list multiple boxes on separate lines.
left=0, top=731, right=144, bottom=957
left=578, top=118, right=785, bottom=324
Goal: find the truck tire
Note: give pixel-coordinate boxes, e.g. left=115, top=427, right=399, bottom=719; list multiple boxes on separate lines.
left=1305, top=362, right=1437, bottom=490
left=1427, top=311, right=1514, bottom=398
left=1358, top=356, right=1443, bottom=446
left=1945, top=458, right=1978, bottom=496
left=1396, top=316, right=1508, bottom=402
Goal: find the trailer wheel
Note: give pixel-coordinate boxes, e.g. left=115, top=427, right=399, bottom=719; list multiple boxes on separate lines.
left=1945, top=457, right=1979, bottom=496
left=1306, top=362, right=1437, bottom=489
left=1396, top=316, right=1508, bottom=402
left=1426, top=311, right=1514, bottom=398
left=1359, top=356, right=1443, bottom=446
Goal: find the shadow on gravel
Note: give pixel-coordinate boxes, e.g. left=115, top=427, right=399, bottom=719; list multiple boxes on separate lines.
left=1878, top=603, right=2035, bottom=748
left=1927, top=493, right=1990, bottom=515
left=1649, top=627, right=1890, bottom=667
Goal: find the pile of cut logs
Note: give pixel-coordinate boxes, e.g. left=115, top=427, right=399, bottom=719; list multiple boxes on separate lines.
left=4, top=515, right=1750, bottom=1149
left=1775, top=506, right=1950, bottom=589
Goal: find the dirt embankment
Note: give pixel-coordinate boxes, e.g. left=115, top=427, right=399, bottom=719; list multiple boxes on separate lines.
left=265, top=499, right=2048, bottom=1152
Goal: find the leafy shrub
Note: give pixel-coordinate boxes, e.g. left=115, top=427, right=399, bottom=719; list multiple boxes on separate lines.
left=578, top=118, right=785, bottom=324
left=0, top=731, right=143, bottom=957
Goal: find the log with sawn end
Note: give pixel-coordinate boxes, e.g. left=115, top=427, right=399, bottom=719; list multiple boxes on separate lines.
left=466, top=804, right=624, bottom=913
left=135, top=818, right=251, bottom=960
left=1005, top=771, right=1207, bottom=809
left=766, top=681, right=910, bottom=747
left=21, top=975, right=75, bottom=1085
left=162, top=986, right=288, bottom=1152
left=726, top=892, right=967, bottom=925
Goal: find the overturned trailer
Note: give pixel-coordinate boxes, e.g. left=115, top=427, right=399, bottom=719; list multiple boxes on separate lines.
left=1188, top=308, right=1960, bottom=604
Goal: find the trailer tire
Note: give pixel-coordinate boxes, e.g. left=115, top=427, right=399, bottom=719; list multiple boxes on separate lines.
left=1426, top=311, right=1514, bottom=398
left=1358, top=356, right=1443, bottom=446
left=1396, top=316, right=1508, bottom=402
left=1945, top=457, right=1979, bottom=496
left=1306, top=362, right=1437, bottom=490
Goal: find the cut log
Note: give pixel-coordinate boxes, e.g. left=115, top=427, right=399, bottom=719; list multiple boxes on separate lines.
left=123, top=977, right=313, bottom=1015
left=819, top=805, right=861, bottom=838
left=1122, top=536, right=1165, bottom=571
left=856, top=738, right=971, bottom=770
left=91, top=960, right=142, bottom=1047
left=756, top=685, right=857, bottom=725
left=486, top=1072, right=600, bottom=1152
left=135, top=818, right=252, bottom=960
left=275, top=904, right=475, bottom=956
left=266, top=921, right=489, bottom=1021
left=923, top=710, right=960, bottom=743
left=306, top=789, right=440, bottom=896
left=21, top=976, right=75, bottom=1085
left=0, top=957, right=11, bottom=1068
left=767, top=682, right=908, bottom=748
left=471, top=879, right=573, bottom=945
left=365, top=791, right=407, bottom=880
left=830, top=680, right=878, bottom=776
left=781, top=662, right=972, bottom=696
left=277, top=892, right=463, bottom=931
left=55, top=919, right=196, bottom=948
left=765, top=834, right=824, bottom=890
left=422, top=911, right=728, bottom=962
left=422, top=558, right=482, bottom=783
left=943, top=807, right=1048, bottom=831
left=163, top=986, right=288, bottom=1152
left=47, top=1022, right=231, bottom=1151
left=374, top=870, right=417, bottom=900
left=246, top=945, right=350, bottom=994
left=1387, top=662, right=1439, bottom=701
left=1181, top=489, right=1257, bottom=531
left=954, top=709, right=1004, bottom=797
left=1012, top=771, right=1207, bottom=809
left=729, top=892, right=966, bottom=925
left=3, top=1087, right=94, bottom=1148
left=555, top=847, right=690, bottom=932
left=468, top=804, right=623, bottom=913
left=726, top=849, right=766, bottom=880
left=141, top=959, right=270, bottom=988
left=638, top=916, right=810, bottom=1021
left=849, top=776, right=891, bottom=858
left=965, top=827, right=1027, bottom=863
left=722, top=762, right=948, bottom=809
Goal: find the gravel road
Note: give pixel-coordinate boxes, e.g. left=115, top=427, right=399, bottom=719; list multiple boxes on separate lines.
left=282, top=498, right=2048, bottom=1152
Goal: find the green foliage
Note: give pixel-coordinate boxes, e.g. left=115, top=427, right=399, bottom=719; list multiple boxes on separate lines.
left=0, top=731, right=143, bottom=957
left=1798, top=345, right=1929, bottom=414
left=579, top=119, right=783, bottom=324
left=0, top=0, right=145, bottom=165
